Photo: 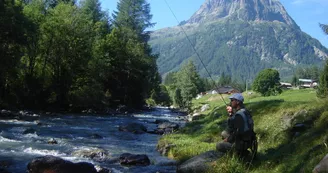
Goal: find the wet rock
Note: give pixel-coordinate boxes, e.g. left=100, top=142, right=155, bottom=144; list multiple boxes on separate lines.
left=23, top=128, right=36, bottom=135
left=119, top=153, right=150, bottom=166
left=154, top=119, right=169, bottom=124
left=0, top=110, right=14, bottom=117
left=90, top=134, right=103, bottom=139
left=47, top=138, right=58, bottom=144
left=118, top=123, right=147, bottom=134
left=72, top=148, right=110, bottom=162
left=27, top=155, right=97, bottom=173
left=156, top=122, right=179, bottom=134
left=0, top=160, right=12, bottom=169
left=157, top=122, right=179, bottom=130
left=94, top=165, right=112, bottom=173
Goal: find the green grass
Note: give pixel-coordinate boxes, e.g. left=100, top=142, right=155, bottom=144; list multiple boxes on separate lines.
left=158, top=89, right=328, bottom=172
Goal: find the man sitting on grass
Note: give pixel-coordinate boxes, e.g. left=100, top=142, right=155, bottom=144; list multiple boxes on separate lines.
left=216, top=93, right=256, bottom=158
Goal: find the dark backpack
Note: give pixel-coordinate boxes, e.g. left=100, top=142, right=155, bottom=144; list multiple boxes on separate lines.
left=236, top=108, right=254, bottom=132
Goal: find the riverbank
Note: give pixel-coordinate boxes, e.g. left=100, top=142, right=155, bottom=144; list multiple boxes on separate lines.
left=158, top=89, right=328, bottom=173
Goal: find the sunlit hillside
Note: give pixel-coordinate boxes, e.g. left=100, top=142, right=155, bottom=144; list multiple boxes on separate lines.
left=158, top=89, right=328, bottom=173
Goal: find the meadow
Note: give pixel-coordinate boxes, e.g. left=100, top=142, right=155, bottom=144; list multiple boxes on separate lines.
left=158, top=89, right=328, bottom=173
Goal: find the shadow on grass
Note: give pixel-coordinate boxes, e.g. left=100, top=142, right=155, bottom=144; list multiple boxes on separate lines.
left=246, top=99, right=311, bottom=117
left=249, top=113, right=328, bottom=172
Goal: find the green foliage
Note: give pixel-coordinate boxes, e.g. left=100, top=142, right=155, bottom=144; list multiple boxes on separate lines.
left=163, top=72, right=177, bottom=85
left=150, top=84, right=172, bottom=106
left=0, top=0, right=160, bottom=111
left=294, top=66, right=320, bottom=81
left=218, top=72, right=231, bottom=86
left=317, top=60, right=328, bottom=98
left=291, top=74, right=298, bottom=86
left=38, top=2, right=93, bottom=108
left=252, top=68, right=282, bottom=96
left=175, top=61, right=203, bottom=109
left=317, top=24, right=328, bottom=98
left=320, top=23, right=328, bottom=35
left=112, top=0, right=154, bottom=42
left=0, top=0, right=27, bottom=107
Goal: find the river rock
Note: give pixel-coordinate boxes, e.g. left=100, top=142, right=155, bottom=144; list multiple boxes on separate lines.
left=72, top=148, right=110, bottom=162
left=118, top=123, right=147, bottom=134
left=119, top=153, right=150, bottom=166
left=23, top=128, right=36, bottom=135
left=177, top=150, right=224, bottom=173
left=27, top=155, right=97, bottom=173
left=47, top=138, right=58, bottom=144
left=90, top=133, right=103, bottom=139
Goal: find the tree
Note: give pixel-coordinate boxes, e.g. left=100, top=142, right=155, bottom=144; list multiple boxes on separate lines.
left=252, top=68, right=282, bottom=96
left=291, top=74, right=298, bottom=87
left=317, top=23, right=328, bottom=98
left=320, top=23, right=328, bottom=35
left=163, top=72, right=177, bottom=85
left=39, top=2, right=93, bottom=109
left=175, top=61, right=202, bottom=109
left=112, top=0, right=154, bottom=42
left=105, top=0, right=160, bottom=108
left=219, top=72, right=231, bottom=86
left=0, top=0, right=27, bottom=107
left=317, top=61, right=328, bottom=98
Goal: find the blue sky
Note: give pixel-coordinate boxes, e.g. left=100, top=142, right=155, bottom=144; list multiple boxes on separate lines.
left=101, top=0, right=328, bottom=48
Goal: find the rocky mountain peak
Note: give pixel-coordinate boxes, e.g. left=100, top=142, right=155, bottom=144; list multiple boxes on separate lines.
left=185, top=0, right=298, bottom=27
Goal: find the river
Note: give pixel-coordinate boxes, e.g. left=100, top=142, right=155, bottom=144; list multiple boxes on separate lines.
left=0, top=107, right=185, bottom=173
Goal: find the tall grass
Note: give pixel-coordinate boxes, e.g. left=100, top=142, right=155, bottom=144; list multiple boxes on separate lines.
left=158, top=89, right=328, bottom=172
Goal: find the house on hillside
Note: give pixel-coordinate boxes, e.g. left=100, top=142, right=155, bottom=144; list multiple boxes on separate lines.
left=217, top=86, right=240, bottom=94
left=299, top=79, right=318, bottom=88
left=280, top=82, right=293, bottom=89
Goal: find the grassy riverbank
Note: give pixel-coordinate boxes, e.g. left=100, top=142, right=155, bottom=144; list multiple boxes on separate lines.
left=158, top=89, right=328, bottom=173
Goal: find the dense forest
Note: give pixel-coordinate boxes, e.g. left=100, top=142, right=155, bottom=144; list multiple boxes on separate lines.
left=0, top=0, right=160, bottom=111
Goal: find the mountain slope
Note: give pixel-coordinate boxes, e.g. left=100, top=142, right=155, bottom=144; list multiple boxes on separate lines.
left=149, top=0, right=328, bottom=81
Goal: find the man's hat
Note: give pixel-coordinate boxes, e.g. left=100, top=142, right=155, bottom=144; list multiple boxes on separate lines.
left=229, top=93, right=244, bottom=102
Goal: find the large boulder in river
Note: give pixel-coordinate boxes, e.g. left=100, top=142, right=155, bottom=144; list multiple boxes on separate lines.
left=119, top=153, right=150, bottom=166
left=118, top=123, right=147, bottom=134
left=27, top=155, right=97, bottom=173
left=177, top=150, right=224, bottom=173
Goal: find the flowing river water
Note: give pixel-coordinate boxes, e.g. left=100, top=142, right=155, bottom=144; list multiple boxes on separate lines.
left=0, top=107, right=185, bottom=173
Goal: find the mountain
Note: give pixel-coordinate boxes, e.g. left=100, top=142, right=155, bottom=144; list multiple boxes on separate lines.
left=149, top=0, right=328, bottom=81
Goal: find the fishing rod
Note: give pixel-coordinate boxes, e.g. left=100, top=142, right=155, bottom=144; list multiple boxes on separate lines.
left=163, top=0, right=228, bottom=106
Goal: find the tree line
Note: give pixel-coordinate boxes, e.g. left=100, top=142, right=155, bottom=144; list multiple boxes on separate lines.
left=0, top=0, right=160, bottom=111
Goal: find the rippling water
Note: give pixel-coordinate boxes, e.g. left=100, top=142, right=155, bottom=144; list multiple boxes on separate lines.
left=0, top=107, right=185, bottom=173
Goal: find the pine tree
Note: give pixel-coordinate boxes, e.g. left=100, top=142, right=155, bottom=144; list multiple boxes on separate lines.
left=176, top=61, right=202, bottom=109
left=106, top=0, right=159, bottom=108
left=317, top=61, right=328, bottom=98
left=112, top=0, right=154, bottom=42
left=317, top=23, right=328, bottom=98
